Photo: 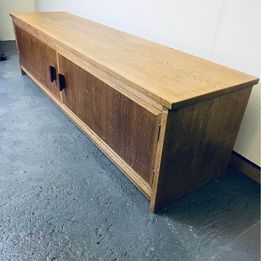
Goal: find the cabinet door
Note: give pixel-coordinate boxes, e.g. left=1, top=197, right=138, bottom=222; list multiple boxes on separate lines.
left=58, top=54, right=160, bottom=184
left=15, top=26, right=60, bottom=99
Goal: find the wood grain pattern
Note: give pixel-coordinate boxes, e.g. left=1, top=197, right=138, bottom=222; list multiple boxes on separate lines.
left=230, top=151, right=260, bottom=183
left=11, top=12, right=259, bottom=109
left=58, top=54, right=161, bottom=184
left=15, top=25, right=60, bottom=99
left=12, top=14, right=163, bottom=112
left=151, top=87, right=252, bottom=212
left=21, top=65, right=153, bottom=198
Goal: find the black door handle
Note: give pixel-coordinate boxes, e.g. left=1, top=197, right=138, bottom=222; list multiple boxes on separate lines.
left=49, top=66, right=56, bottom=82
left=58, top=73, right=66, bottom=91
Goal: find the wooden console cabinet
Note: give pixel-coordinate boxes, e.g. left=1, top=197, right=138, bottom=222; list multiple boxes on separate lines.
left=11, top=12, right=259, bottom=212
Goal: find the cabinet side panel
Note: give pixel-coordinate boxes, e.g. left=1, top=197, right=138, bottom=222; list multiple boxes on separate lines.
left=151, top=87, right=252, bottom=212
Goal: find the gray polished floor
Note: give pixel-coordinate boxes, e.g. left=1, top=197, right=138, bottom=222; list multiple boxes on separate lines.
left=0, top=41, right=260, bottom=261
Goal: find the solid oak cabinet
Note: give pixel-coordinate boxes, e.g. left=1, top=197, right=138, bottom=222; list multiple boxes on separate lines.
left=11, top=12, right=259, bottom=212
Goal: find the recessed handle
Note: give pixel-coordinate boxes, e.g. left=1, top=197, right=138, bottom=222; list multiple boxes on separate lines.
left=49, top=66, right=56, bottom=82
left=58, top=73, right=66, bottom=91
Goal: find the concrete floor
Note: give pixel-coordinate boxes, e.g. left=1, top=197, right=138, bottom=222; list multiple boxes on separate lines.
left=0, top=41, right=260, bottom=261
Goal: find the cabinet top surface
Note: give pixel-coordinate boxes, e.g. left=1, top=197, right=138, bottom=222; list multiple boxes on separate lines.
left=11, top=12, right=258, bottom=109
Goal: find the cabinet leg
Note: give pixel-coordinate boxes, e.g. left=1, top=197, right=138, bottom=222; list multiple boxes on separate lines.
left=20, top=67, right=25, bottom=75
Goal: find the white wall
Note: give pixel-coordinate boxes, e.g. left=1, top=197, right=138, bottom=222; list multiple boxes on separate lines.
left=35, top=0, right=261, bottom=165
left=0, top=0, right=35, bottom=40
